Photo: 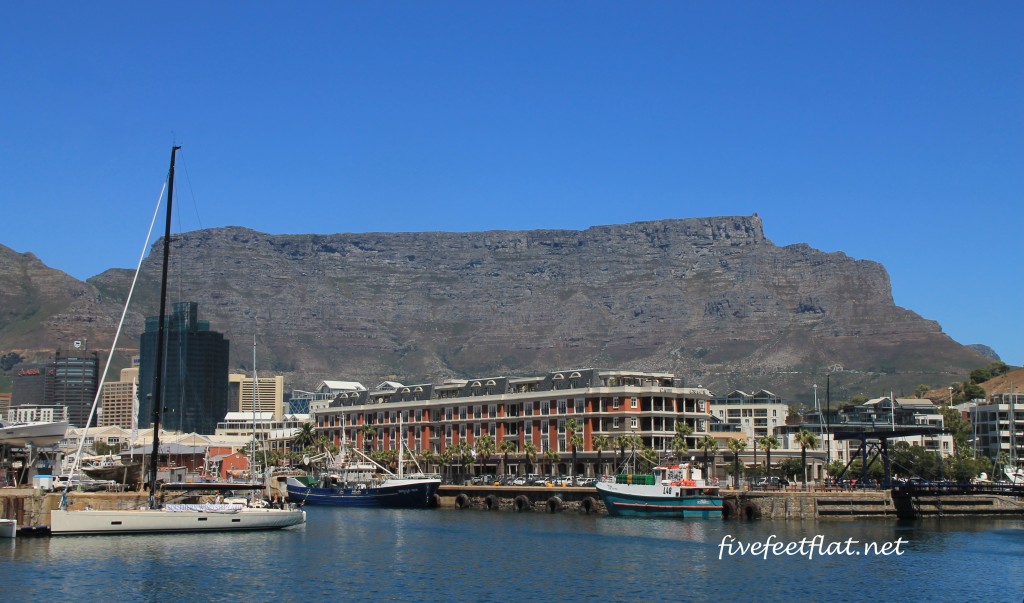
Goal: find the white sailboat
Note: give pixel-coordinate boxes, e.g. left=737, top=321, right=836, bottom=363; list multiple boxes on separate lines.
left=51, top=146, right=304, bottom=535
left=0, top=419, right=69, bottom=448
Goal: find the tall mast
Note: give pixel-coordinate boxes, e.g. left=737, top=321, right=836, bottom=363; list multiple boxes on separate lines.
left=251, top=326, right=258, bottom=483
left=148, top=145, right=179, bottom=508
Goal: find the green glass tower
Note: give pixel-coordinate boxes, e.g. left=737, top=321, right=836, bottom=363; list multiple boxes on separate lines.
left=138, top=301, right=230, bottom=435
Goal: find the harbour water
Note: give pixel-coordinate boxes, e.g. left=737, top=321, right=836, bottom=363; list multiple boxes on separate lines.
left=2, top=507, right=1022, bottom=602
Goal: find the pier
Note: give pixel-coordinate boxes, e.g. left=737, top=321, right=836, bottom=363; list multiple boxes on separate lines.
left=3, top=483, right=1023, bottom=531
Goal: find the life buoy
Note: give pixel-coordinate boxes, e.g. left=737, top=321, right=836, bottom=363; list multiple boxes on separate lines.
left=546, top=497, right=563, bottom=513
left=455, top=493, right=470, bottom=509
left=514, top=495, right=530, bottom=512
left=705, top=488, right=715, bottom=495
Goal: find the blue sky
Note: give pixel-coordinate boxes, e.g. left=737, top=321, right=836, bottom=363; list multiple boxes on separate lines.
left=2, top=3, right=1021, bottom=366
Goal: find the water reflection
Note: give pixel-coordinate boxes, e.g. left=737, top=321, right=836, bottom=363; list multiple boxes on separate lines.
left=3, top=509, right=1022, bottom=602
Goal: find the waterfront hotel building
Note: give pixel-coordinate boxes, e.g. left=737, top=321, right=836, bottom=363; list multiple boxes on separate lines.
left=311, top=368, right=713, bottom=477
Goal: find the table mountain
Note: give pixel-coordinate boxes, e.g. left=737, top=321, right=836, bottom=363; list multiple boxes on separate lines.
left=0, top=215, right=989, bottom=402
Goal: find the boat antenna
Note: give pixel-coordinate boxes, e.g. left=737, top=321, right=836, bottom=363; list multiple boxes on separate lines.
left=148, top=145, right=180, bottom=509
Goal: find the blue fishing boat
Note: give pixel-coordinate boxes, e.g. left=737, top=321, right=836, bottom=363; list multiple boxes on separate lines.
left=595, top=464, right=723, bottom=518
left=285, top=436, right=440, bottom=508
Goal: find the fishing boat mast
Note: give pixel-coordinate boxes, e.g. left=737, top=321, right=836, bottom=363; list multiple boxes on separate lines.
left=148, top=145, right=179, bottom=509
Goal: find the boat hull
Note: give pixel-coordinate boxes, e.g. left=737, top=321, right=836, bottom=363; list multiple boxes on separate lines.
left=0, top=421, right=69, bottom=447
left=596, top=482, right=723, bottom=518
left=49, top=506, right=306, bottom=535
left=285, top=476, right=440, bottom=508
left=0, top=519, right=15, bottom=538
left=81, top=462, right=144, bottom=486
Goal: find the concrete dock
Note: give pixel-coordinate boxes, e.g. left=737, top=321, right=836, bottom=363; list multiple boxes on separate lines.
left=2, top=485, right=1022, bottom=531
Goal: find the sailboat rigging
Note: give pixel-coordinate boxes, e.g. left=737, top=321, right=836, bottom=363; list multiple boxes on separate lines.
left=50, top=146, right=305, bottom=534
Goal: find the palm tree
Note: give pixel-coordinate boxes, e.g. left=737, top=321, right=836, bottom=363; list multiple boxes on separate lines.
left=543, top=448, right=560, bottom=479
left=475, top=434, right=496, bottom=478
left=523, top=442, right=537, bottom=475
left=359, top=424, right=377, bottom=452
left=727, top=437, right=747, bottom=488
left=565, top=417, right=583, bottom=484
left=759, top=435, right=780, bottom=477
left=674, top=420, right=694, bottom=449
left=671, top=431, right=690, bottom=464
left=592, top=435, right=610, bottom=477
left=421, top=449, right=437, bottom=475
left=697, top=435, right=718, bottom=481
left=499, top=439, right=518, bottom=477
left=439, top=449, right=454, bottom=482
left=795, top=429, right=820, bottom=490
left=456, top=441, right=475, bottom=481
left=293, top=421, right=317, bottom=452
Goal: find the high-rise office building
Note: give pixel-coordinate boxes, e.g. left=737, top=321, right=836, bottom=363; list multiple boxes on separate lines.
left=138, top=302, right=230, bottom=435
left=52, top=348, right=100, bottom=428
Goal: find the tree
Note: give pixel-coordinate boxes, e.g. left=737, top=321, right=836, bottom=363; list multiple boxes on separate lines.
left=359, top=424, right=377, bottom=451
left=961, top=382, right=986, bottom=402
left=456, top=441, right=475, bottom=480
left=969, top=368, right=991, bottom=384
left=794, top=429, right=819, bottom=490
left=779, top=458, right=803, bottom=484
left=592, top=435, right=610, bottom=477
left=759, top=435, right=780, bottom=476
left=671, top=434, right=690, bottom=467
left=617, top=434, right=643, bottom=473
left=475, top=434, right=495, bottom=478
left=523, top=442, right=537, bottom=475
left=726, top=437, right=747, bottom=487
left=439, top=449, right=454, bottom=482
left=93, top=440, right=121, bottom=455
left=293, top=421, right=317, bottom=451
left=914, top=384, right=931, bottom=398
left=565, top=417, right=584, bottom=483
left=499, top=439, right=518, bottom=476
left=543, top=448, right=560, bottom=477
left=639, top=446, right=659, bottom=473
left=939, top=404, right=971, bottom=456
left=988, top=360, right=1010, bottom=377
left=697, top=435, right=718, bottom=480
left=421, top=449, right=437, bottom=475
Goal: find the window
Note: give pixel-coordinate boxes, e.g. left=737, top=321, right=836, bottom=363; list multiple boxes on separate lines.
left=630, top=417, right=638, bottom=429
left=557, top=399, right=567, bottom=414
left=542, top=400, right=550, bottom=415
left=631, top=398, right=637, bottom=409
left=613, top=398, right=620, bottom=410
left=575, top=398, right=584, bottom=413
left=613, top=417, right=620, bottom=428
left=541, top=420, right=549, bottom=435
left=525, top=421, right=533, bottom=436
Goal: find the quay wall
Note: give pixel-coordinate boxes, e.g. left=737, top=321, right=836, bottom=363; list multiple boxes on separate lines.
left=3, top=486, right=1022, bottom=529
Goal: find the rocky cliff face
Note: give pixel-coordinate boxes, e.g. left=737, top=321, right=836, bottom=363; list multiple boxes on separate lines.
left=0, top=216, right=987, bottom=401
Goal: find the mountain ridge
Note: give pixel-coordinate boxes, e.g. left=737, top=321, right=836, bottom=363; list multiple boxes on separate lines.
left=0, top=215, right=991, bottom=403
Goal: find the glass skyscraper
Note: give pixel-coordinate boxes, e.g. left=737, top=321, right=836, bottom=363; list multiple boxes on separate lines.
left=138, top=302, right=230, bottom=435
